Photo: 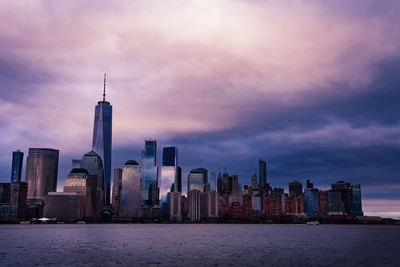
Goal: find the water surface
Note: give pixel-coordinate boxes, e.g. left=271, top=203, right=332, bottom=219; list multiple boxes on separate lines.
left=0, top=224, right=399, bottom=266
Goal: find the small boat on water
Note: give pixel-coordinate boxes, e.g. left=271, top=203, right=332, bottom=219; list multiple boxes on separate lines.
left=306, top=220, right=320, bottom=225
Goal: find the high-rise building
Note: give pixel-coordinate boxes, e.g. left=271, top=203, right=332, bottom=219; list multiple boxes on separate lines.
left=112, top=168, right=122, bottom=217
left=162, top=147, right=177, bottom=167
left=259, top=159, right=267, bottom=189
left=187, top=168, right=207, bottom=193
left=25, top=148, right=59, bottom=202
left=319, top=190, right=329, bottom=216
left=11, top=150, right=24, bottom=182
left=159, top=166, right=175, bottom=206
left=177, top=166, right=182, bottom=193
left=188, top=189, right=201, bottom=222
left=169, top=191, right=182, bottom=222
left=289, top=181, right=303, bottom=197
left=251, top=174, right=258, bottom=190
left=352, top=184, right=363, bottom=216
left=92, top=74, right=112, bottom=206
left=217, top=172, right=222, bottom=195
left=208, top=171, right=217, bottom=191
left=120, top=160, right=142, bottom=218
left=141, top=139, right=158, bottom=207
left=11, top=181, right=28, bottom=219
left=330, top=181, right=353, bottom=215
left=304, top=186, right=320, bottom=215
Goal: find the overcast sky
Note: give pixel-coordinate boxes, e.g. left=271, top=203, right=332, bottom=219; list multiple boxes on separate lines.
left=0, top=0, right=399, bottom=218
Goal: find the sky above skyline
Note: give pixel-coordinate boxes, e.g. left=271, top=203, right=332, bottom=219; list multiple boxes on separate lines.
left=0, top=0, right=399, bottom=218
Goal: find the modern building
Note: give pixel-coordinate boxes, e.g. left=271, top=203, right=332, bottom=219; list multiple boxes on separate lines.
left=169, top=191, right=182, bottom=222
left=112, top=168, right=122, bottom=217
left=251, top=174, right=258, bottom=190
left=159, top=166, right=176, bottom=214
left=162, top=146, right=177, bottom=167
left=11, top=150, right=24, bottom=182
left=289, top=180, right=302, bottom=197
left=11, top=181, right=28, bottom=219
left=119, top=160, right=142, bottom=218
left=80, top=150, right=105, bottom=210
left=141, top=139, right=158, bottom=207
left=0, top=183, right=11, bottom=203
left=176, top=166, right=182, bottom=193
left=352, top=184, right=363, bottom=216
left=25, top=148, right=59, bottom=202
left=44, top=192, right=85, bottom=221
left=188, top=168, right=207, bottom=193
left=92, top=74, right=112, bottom=206
left=188, top=189, right=201, bottom=222
left=304, top=186, right=320, bottom=215
left=330, top=181, right=353, bottom=215
left=208, top=171, right=217, bottom=191
left=319, top=190, right=329, bottom=216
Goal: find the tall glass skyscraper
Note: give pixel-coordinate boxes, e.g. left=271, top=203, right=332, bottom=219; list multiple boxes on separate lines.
left=11, top=150, right=24, bottom=182
left=141, top=140, right=158, bottom=207
left=92, top=74, right=112, bottom=206
left=162, top=147, right=178, bottom=166
left=25, top=148, right=59, bottom=202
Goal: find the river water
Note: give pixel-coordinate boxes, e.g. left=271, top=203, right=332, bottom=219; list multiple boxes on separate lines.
left=0, top=224, right=399, bottom=266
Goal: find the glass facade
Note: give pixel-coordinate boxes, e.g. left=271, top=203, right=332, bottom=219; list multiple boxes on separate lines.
left=120, top=162, right=141, bottom=217
left=80, top=151, right=104, bottom=194
left=188, top=168, right=207, bottom=193
left=92, top=99, right=112, bottom=206
left=162, top=147, right=177, bottom=167
left=159, top=166, right=176, bottom=203
left=304, top=188, right=320, bottom=215
left=25, top=148, right=59, bottom=201
left=208, top=171, right=216, bottom=191
left=352, top=184, right=363, bottom=216
left=141, top=140, right=158, bottom=207
left=11, top=150, right=24, bottom=182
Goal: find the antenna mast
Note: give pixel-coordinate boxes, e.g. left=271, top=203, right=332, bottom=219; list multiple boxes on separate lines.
left=103, top=73, right=106, bottom=101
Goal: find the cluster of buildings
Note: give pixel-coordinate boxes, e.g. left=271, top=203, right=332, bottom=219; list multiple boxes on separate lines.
left=0, top=76, right=365, bottom=223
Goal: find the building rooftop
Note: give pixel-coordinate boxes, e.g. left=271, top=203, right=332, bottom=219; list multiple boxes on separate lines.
left=125, top=160, right=139, bottom=166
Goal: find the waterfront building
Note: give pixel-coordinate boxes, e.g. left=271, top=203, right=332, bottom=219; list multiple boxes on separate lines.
left=92, top=74, right=112, bottom=206
left=319, top=190, right=329, bottom=216
left=11, top=150, right=24, bottom=182
left=11, top=181, right=28, bottom=219
left=112, top=168, right=122, bottom=217
left=289, top=180, right=302, bottom=197
left=304, top=182, right=320, bottom=215
left=188, top=168, right=207, bottom=193
left=80, top=151, right=105, bottom=211
left=120, top=160, right=142, bottom=218
left=328, top=190, right=343, bottom=214
left=330, top=181, right=353, bottom=215
left=352, top=184, right=363, bottom=216
left=0, top=183, right=11, bottom=203
left=141, top=139, right=158, bottom=207
left=25, top=148, right=59, bottom=203
left=44, top=192, right=85, bottom=221
left=188, top=189, right=201, bottom=222
left=169, top=191, right=182, bottom=222
left=159, top=166, right=176, bottom=215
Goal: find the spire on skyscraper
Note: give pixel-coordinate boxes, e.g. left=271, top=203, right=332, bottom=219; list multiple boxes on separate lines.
left=103, top=73, right=106, bottom=102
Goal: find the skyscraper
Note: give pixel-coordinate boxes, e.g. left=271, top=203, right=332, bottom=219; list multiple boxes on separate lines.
left=352, top=184, right=363, bottom=216
left=162, top=147, right=177, bottom=167
left=25, top=148, right=59, bottom=202
left=120, top=160, right=142, bottom=218
left=92, top=74, right=112, bottom=206
left=11, top=150, right=24, bottom=182
left=289, top=180, right=303, bottom=197
left=141, top=139, right=158, bottom=207
left=259, top=159, right=266, bottom=189
left=187, top=168, right=207, bottom=193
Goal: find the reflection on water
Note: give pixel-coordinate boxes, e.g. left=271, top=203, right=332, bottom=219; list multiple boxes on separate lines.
left=0, top=224, right=399, bottom=266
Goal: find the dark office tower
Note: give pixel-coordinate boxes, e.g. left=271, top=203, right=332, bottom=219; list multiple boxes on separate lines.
left=352, top=184, right=363, bottom=216
left=330, top=181, right=353, bottom=215
left=162, top=147, right=178, bottom=167
left=11, top=150, right=24, bottom=182
left=251, top=174, right=258, bottom=190
left=25, top=148, right=59, bottom=202
left=217, top=173, right=222, bottom=195
left=259, top=159, right=267, bottom=189
left=141, top=139, right=158, bottom=207
left=112, top=168, right=122, bottom=217
left=177, top=167, right=182, bottom=193
left=289, top=180, right=303, bottom=197
left=92, top=74, right=112, bottom=206
left=11, top=181, right=28, bottom=219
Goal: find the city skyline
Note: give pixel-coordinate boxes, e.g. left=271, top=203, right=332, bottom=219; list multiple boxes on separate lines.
left=0, top=0, right=399, bottom=219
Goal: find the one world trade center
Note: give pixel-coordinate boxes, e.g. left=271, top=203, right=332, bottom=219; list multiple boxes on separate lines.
left=92, top=73, right=112, bottom=205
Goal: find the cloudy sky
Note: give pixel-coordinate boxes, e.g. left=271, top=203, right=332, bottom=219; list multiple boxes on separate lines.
left=0, top=0, right=399, bottom=218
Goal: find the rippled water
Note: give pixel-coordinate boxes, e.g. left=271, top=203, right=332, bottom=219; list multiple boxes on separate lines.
left=0, top=224, right=399, bottom=266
